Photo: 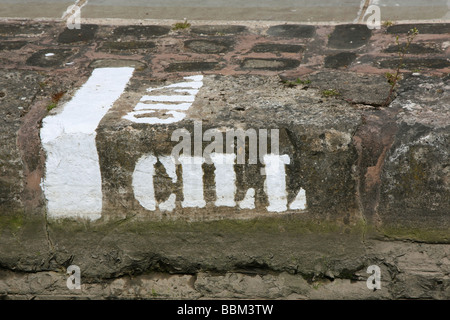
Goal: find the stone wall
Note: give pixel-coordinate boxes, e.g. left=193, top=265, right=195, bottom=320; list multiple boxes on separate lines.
left=0, top=21, right=449, bottom=299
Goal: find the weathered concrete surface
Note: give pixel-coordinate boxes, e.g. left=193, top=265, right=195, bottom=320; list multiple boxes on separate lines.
left=0, top=20, right=449, bottom=299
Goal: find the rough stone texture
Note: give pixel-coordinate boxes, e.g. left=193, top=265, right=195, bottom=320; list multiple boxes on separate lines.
left=251, top=43, right=304, bottom=53
left=164, top=61, right=220, bottom=72
left=0, top=70, right=44, bottom=212
left=327, top=24, right=371, bottom=49
left=307, top=71, right=391, bottom=106
left=0, top=41, right=27, bottom=51
left=387, top=23, right=450, bottom=34
left=383, top=43, right=442, bottom=54
left=0, top=240, right=449, bottom=299
left=26, top=49, right=74, bottom=68
left=57, top=25, right=99, bottom=44
left=97, top=75, right=364, bottom=222
left=184, top=38, right=234, bottom=54
left=324, top=52, right=357, bottom=69
left=190, top=25, right=247, bottom=35
left=0, top=23, right=52, bottom=37
left=112, top=25, right=170, bottom=38
left=98, top=41, right=156, bottom=53
left=378, top=75, right=450, bottom=234
left=266, top=25, right=315, bottom=38
left=88, top=59, right=147, bottom=70
left=240, top=58, right=300, bottom=70
left=378, top=58, right=450, bottom=70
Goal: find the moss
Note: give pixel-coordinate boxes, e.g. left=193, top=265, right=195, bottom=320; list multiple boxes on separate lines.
left=282, top=78, right=311, bottom=88
left=172, top=21, right=191, bottom=31
left=0, top=213, right=25, bottom=233
left=46, top=102, right=57, bottom=111
left=47, top=214, right=367, bottom=238
left=321, top=89, right=340, bottom=97
left=380, top=226, right=450, bottom=243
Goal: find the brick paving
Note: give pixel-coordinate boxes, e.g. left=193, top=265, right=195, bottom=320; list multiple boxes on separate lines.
left=0, top=21, right=448, bottom=81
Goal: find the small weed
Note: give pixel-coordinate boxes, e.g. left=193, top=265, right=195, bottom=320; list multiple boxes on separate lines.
left=46, top=102, right=57, bottom=111
left=382, top=27, right=419, bottom=107
left=384, top=72, right=397, bottom=85
left=172, top=19, right=191, bottom=31
left=312, top=282, right=321, bottom=290
left=382, top=20, right=394, bottom=27
left=46, top=91, right=66, bottom=112
left=282, top=78, right=311, bottom=88
left=321, top=89, right=340, bottom=97
left=295, top=78, right=311, bottom=85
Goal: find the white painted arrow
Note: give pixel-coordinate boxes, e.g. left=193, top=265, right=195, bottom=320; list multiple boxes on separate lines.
left=41, top=67, right=134, bottom=220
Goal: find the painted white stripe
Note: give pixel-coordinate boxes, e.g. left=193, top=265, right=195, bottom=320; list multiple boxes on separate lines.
left=124, top=75, right=203, bottom=125
left=41, top=67, right=134, bottom=220
left=179, top=156, right=206, bottom=208
left=132, top=154, right=158, bottom=211
left=263, top=154, right=290, bottom=212
left=210, top=153, right=236, bottom=207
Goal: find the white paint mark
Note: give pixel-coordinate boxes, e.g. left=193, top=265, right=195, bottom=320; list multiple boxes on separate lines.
left=158, top=155, right=177, bottom=183
left=159, top=194, right=177, bottom=212
left=125, top=75, right=203, bottom=124
left=132, top=154, right=157, bottom=211
left=41, top=67, right=134, bottom=220
left=289, top=188, right=307, bottom=210
left=140, top=95, right=196, bottom=103
left=239, top=188, right=255, bottom=210
left=263, top=154, right=290, bottom=212
left=210, top=153, right=236, bottom=207
left=179, top=156, right=206, bottom=208
left=45, top=53, right=55, bottom=57
left=132, top=154, right=178, bottom=212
